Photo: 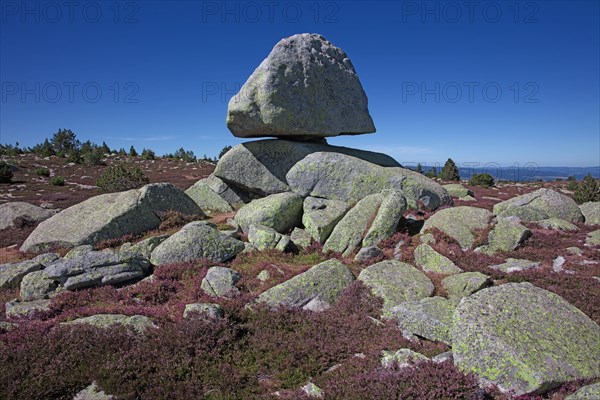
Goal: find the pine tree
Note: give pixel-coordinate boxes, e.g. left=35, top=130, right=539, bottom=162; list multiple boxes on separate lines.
left=416, top=163, right=423, bottom=174
left=574, top=174, right=600, bottom=204
left=425, top=166, right=437, bottom=178
left=100, top=142, right=111, bottom=154
left=129, top=145, right=138, bottom=157
left=439, top=158, right=460, bottom=181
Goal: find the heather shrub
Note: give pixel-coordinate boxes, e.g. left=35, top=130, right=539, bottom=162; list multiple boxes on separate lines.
left=573, top=174, right=600, bottom=204
left=50, top=176, right=65, bottom=186
left=34, top=167, right=50, bottom=177
left=96, top=164, right=149, bottom=192
left=468, top=173, right=494, bottom=188
left=0, top=161, right=13, bottom=183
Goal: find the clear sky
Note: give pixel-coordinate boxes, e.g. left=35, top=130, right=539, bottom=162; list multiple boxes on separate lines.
left=1, top=0, right=599, bottom=167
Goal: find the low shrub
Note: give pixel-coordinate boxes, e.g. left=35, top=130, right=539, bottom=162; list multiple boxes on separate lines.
left=0, top=161, right=13, bottom=183
left=34, top=167, right=50, bottom=177
left=50, top=176, right=65, bottom=186
left=574, top=174, right=599, bottom=204
left=96, top=164, right=149, bottom=192
left=468, top=173, right=495, bottom=188
left=82, top=149, right=104, bottom=166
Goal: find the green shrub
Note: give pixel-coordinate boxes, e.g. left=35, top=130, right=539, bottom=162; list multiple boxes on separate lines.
left=66, top=150, right=81, bottom=164
left=425, top=166, right=437, bottom=178
left=35, top=167, right=50, bottom=177
left=141, top=148, right=156, bottom=160
left=96, top=164, right=150, bottom=192
left=574, top=174, right=600, bottom=204
left=567, top=176, right=578, bottom=191
left=439, top=158, right=460, bottom=181
left=82, top=149, right=104, bottom=166
left=50, top=176, right=65, bottom=186
left=0, top=161, right=13, bottom=183
left=468, top=173, right=495, bottom=188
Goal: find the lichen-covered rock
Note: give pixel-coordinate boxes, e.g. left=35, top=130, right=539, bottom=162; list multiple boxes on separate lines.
left=201, top=266, right=241, bottom=298
left=5, top=299, right=51, bottom=319
left=214, top=139, right=399, bottom=197
left=287, top=152, right=451, bottom=209
left=443, top=184, right=473, bottom=198
left=226, top=33, right=375, bottom=139
left=290, top=228, right=312, bottom=249
left=354, top=246, right=383, bottom=262
left=489, top=258, right=540, bottom=273
left=323, top=193, right=382, bottom=257
left=493, top=188, right=584, bottom=223
left=203, top=174, right=252, bottom=206
left=413, top=244, right=463, bottom=275
left=248, top=224, right=282, bottom=251
left=150, top=222, right=245, bottom=265
left=64, top=245, right=94, bottom=260
left=478, top=218, right=531, bottom=254
left=536, top=218, right=579, bottom=231
left=452, top=283, right=600, bottom=396
left=0, top=253, right=59, bottom=289
left=0, top=201, right=55, bottom=230
left=256, top=259, right=354, bottom=311
left=302, top=382, right=324, bottom=399
left=183, top=303, right=224, bottom=319
left=234, top=192, right=303, bottom=233
left=565, top=383, right=600, bottom=400
left=391, top=297, right=455, bottom=345
left=422, top=206, right=492, bottom=249
left=381, top=348, right=429, bottom=368
left=19, top=270, right=57, bottom=301
left=302, top=197, right=349, bottom=243
left=21, top=183, right=204, bottom=253
left=119, top=235, right=168, bottom=261
left=185, top=179, right=233, bottom=214
left=586, top=229, right=600, bottom=247
left=63, top=314, right=157, bottom=333
left=362, top=190, right=406, bottom=247
left=580, top=202, right=600, bottom=226
left=357, top=260, right=434, bottom=318
left=73, top=382, right=114, bottom=400
left=441, top=272, right=491, bottom=305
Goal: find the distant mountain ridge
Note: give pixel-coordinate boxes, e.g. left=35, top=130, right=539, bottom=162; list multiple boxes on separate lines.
left=414, top=165, right=600, bottom=182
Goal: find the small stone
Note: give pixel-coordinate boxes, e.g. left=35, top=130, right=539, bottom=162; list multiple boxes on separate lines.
left=442, top=272, right=492, bottom=305
left=432, top=351, right=453, bottom=363
left=567, top=247, right=583, bottom=255
left=5, top=299, right=51, bottom=319
left=565, top=382, right=600, bottom=400
left=488, top=258, right=540, bottom=273
left=302, top=382, right=324, bottom=399
left=73, top=382, right=114, bottom=400
left=536, top=218, right=579, bottom=231
left=200, top=267, right=241, bottom=298
left=381, top=348, right=429, bottom=368
left=290, top=228, right=312, bottom=249
left=413, top=244, right=463, bottom=275
left=62, top=314, right=157, bottom=333
left=183, top=303, right=224, bottom=319
left=257, top=270, right=271, bottom=282
left=354, top=246, right=383, bottom=262
left=19, top=270, right=57, bottom=301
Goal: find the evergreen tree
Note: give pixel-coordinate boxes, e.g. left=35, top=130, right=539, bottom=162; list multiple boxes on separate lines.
left=100, top=141, right=112, bottom=154
left=574, top=174, right=600, bottom=204
left=219, top=145, right=233, bottom=159
left=416, top=163, right=423, bottom=174
left=129, top=145, right=138, bottom=157
left=51, top=129, right=80, bottom=156
left=425, top=166, right=437, bottom=178
left=439, top=158, right=460, bottom=181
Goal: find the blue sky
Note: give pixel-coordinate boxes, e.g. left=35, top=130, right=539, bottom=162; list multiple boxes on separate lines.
left=1, top=0, right=598, bottom=167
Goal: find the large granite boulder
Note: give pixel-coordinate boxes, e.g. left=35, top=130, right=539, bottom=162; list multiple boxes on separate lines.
left=442, top=184, right=473, bottom=198
left=493, top=188, right=584, bottom=223
left=580, top=201, right=600, bottom=225
left=302, top=197, right=349, bottom=244
left=0, top=201, right=54, bottom=230
left=565, top=383, right=600, bottom=400
left=422, top=206, right=492, bottom=249
left=287, top=152, right=451, bottom=208
left=247, top=224, right=290, bottom=251
left=234, top=192, right=303, bottom=233
left=21, top=183, right=204, bottom=253
left=213, top=139, right=399, bottom=197
left=441, top=272, right=491, bottom=305
left=362, top=190, right=406, bottom=247
left=226, top=33, right=375, bottom=138
left=478, top=218, right=531, bottom=255
left=452, top=283, right=600, bottom=396
left=357, top=260, right=435, bottom=318
left=150, top=222, right=245, bottom=265
left=256, top=259, right=354, bottom=311
left=200, top=267, right=241, bottom=298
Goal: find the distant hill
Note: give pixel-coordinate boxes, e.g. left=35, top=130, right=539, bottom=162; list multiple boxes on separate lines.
left=416, top=165, right=600, bottom=182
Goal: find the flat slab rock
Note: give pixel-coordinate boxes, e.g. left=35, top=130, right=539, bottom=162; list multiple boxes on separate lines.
left=0, top=201, right=55, bottom=230
left=452, top=282, right=600, bottom=396
left=62, top=314, right=157, bottom=333
left=493, top=188, right=584, bottom=223
left=226, top=33, right=375, bottom=138
left=422, top=206, right=492, bottom=250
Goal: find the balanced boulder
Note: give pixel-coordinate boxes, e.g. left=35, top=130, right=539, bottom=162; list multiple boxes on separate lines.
left=226, top=33, right=375, bottom=138
left=21, top=183, right=204, bottom=253
left=493, top=188, right=584, bottom=223
left=452, top=283, right=600, bottom=395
